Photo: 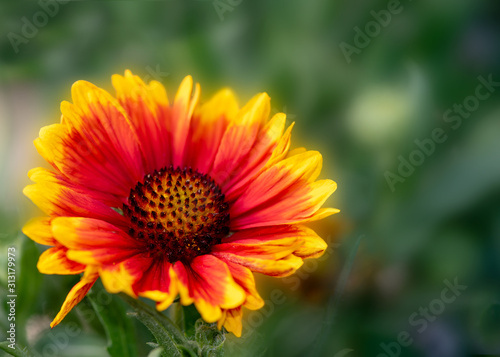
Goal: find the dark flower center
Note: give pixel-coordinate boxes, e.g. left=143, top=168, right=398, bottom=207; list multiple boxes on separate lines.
left=123, top=166, right=230, bottom=263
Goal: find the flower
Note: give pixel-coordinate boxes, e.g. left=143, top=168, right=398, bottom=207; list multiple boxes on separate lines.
left=23, top=70, right=338, bottom=336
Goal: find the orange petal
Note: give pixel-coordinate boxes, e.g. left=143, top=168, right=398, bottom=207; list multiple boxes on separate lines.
left=52, top=217, right=138, bottom=265
left=134, top=259, right=179, bottom=311
left=22, top=217, right=57, bottom=246
left=211, top=93, right=270, bottom=186
left=173, top=256, right=246, bottom=323
left=171, top=76, right=200, bottom=167
left=50, top=267, right=98, bottom=328
left=218, top=307, right=243, bottom=337
left=35, top=80, right=144, bottom=199
left=214, top=226, right=316, bottom=277
left=186, top=88, right=239, bottom=173
left=99, top=255, right=148, bottom=298
left=264, top=122, right=295, bottom=168
left=23, top=169, right=127, bottom=226
left=230, top=151, right=338, bottom=229
left=291, top=225, right=328, bottom=259
left=37, top=246, right=86, bottom=275
left=224, top=260, right=264, bottom=310
left=112, top=70, right=171, bottom=173
left=214, top=251, right=303, bottom=278
left=223, top=113, right=287, bottom=202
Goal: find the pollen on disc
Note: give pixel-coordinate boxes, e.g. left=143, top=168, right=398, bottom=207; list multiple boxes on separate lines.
left=123, top=166, right=230, bottom=263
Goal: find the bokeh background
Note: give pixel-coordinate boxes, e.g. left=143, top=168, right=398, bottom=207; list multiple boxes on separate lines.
left=1, top=0, right=500, bottom=356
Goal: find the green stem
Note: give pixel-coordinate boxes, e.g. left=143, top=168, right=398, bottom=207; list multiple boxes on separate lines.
left=119, top=294, right=198, bottom=357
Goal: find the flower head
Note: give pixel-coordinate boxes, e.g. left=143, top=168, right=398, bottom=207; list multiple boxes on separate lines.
left=23, top=71, right=338, bottom=336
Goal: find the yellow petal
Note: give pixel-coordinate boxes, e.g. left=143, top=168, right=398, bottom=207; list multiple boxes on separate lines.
left=50, top=267, right=98, bottom=328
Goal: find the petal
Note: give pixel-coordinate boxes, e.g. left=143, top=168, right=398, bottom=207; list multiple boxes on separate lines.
left=211, top=93, right=270, bottom=186
left=50, top=267, right=98, bottom=328
left=35, top=80, right=144, bottom=199
left=171, top=76, right=200, bottom=167
left=37, top=246, right=86, bottom=275
left=134, top=259, right=179, bottom=311
left=26, top=167, right=121, bottom=207
left=112, top=70, right=171, bottom=172
left=99, top=255, right=148, bottom=298
left=215, top=253, right=303, bottom=278
left=24, top=168, right=127, bottom=224
left=215, top=226, right=303, bottom=261
left=230, top=151, right=338, bottom=229
left=185, top=88, right=239, bottom=173
left=22, top=216, right=57, bottom=246
left=218, top=307, right=243, bottom=337
left=213, top=226, right=306, bottom=277
left=173, top=256, right=246, bottom=323
left=221, top=225, right=327, bottom=260
left=264, top=122, right=295, bottom=168
left=291, top=225, right=328, bottom=259
left=172, top=261, right=194, bottom=306
left=51, top=217, right=138, bottom=265
left=220, top=225, right=329, bottom=260
left=223, top=113, right=287, bottom=202
left=224, top=260, right=264, bottom=310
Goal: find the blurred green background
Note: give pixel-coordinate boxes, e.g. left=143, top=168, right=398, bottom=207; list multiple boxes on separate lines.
left=1, top=0, right=500, bottom=356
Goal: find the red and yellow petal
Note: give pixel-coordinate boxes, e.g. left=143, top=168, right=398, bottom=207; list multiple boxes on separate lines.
left=224, top=261, right=264, bottom=310
left=211, top=93, right=270, bottom=186
left=213, top=226, right=306, bottom=277
left=173, top=255, right=246, bottom=323
left=37, top=246, right=86, bottom=275
left=134, top=259, right=179, bottom=311
left=218, top=307, right=243, bottom=337
left=220, top=224, right=327, bottom=259
left=50, top=267, right=99, bottom=328
left=112, top=70, right=171, bottom=173
left=230, top=150, right=338, bottom=229
left=51, top=217, right=138, bottom=265
left=223, top=113, right=287, bottom=202
left=99, top=256, right=147, bottom=298
left=171, top=76, right=200, bottom=167
left=35, top=81, right=144, bottom=199
left=24, top=168, right=127, bottom=226
left=22, top=216, right=56, bottom=246
left=185, top=88, right=239, bottom=173
left=291, top=225, right=328, bottom=259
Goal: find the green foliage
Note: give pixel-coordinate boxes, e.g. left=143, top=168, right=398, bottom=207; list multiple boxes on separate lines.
left=0, top=342, right=33, bottom=357
left=87, top=284, right=138, bottom=357
left=120, top=294, right=198, bottom=357
left=194, top=320, right=225, bottom=357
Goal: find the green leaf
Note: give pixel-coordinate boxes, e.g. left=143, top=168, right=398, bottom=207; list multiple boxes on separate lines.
left=87, top=284, right=138, bottom=357
left=147, top=347, right=164, bottom=357
left=0, top=342, right=33, bottom=357
left=120, top=294, right=198, bottom=357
